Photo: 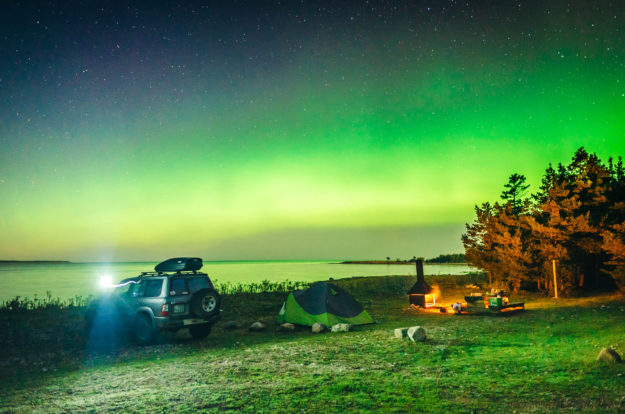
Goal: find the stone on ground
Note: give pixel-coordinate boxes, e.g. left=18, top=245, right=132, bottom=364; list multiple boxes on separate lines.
left=311, top=323, right=326, bottom=333
left=407, top=326, right=426, bottom=342
left=394, top=328, right=408, bottom=339
left=278, top=323, right=296, bottom=331
left=249, top=321, right=266, bottom=331
left=331, top=323, right=353, bottom=333
left=597, top=347, right=622, bottom=363
left=224, top=320, right=238, bottom=330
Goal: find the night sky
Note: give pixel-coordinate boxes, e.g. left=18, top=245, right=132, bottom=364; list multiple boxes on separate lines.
left=1, top=1, right=624, bottom=261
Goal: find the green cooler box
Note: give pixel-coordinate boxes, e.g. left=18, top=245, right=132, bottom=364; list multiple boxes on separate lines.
left=488, top=296, right=503, bottom=307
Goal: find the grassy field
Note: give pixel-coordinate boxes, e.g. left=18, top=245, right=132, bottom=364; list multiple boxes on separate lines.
left=1, top=275, right=624, bottom=413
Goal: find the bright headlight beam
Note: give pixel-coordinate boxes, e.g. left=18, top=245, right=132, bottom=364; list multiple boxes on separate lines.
left=98, top=275, right=113, bottom=289
left=98, top=276, right=139, bottom=290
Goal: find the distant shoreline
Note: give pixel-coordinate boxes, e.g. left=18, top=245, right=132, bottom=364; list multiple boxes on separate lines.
left=0, top=260, right=71, bottom=264
left=0, top=259, right=469, bottom=265
left=338, top=260, right=467, bottom=265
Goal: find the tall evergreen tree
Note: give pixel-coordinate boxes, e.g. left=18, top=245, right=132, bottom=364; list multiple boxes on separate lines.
left=500, top=173, right=530, bottom=216
left=534, top=163, right=556, bottom=204
left=615, top=156, right=625, bottom=182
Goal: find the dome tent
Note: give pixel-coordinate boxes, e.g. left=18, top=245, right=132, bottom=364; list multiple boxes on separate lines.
left=277, top=281, right=374, bottom=327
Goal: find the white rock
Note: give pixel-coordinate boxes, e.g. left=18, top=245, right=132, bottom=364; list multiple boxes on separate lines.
left=597, top=347, right=622, bottom=363
left=311, top=323, right=326, bottom=333
left=331, top=323, right=353, bottom=333
left=407, top=326, right=426, bottom=342
left=394, top=328, right=408, bottom=339
left=249, top=321, right=266, bottom=331
left=278, top=323, right=296, bottom=331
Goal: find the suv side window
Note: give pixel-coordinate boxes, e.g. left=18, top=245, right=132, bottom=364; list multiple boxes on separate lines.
left=188, top=277, right=210, bottom=293
left=144, top=279, right=164, bottom=297
left=169, top=278, right=189, bottom=296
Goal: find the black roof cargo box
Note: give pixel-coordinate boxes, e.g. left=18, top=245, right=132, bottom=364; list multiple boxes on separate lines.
left=154, top=257, right=203, bottom=272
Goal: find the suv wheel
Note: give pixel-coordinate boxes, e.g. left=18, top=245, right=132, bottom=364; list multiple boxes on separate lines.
left=134, top=314, right=156, bottom=345
left=190, top=289, right=221, bottom=319
left=189, top=323, right=212, bottom=339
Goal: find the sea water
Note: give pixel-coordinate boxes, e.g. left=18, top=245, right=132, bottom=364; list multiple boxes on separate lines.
left=0, top=261, right=474, bottom=301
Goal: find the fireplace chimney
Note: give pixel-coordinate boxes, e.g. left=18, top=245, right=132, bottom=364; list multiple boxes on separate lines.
left=408, top=259, right=434, bottom=307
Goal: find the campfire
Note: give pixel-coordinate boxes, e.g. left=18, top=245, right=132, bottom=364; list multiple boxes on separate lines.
left=407, top=259, right=524, bottom=315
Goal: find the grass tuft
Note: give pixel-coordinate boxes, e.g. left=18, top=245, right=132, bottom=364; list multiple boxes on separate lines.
left=0, top=291, right=93, bottom=313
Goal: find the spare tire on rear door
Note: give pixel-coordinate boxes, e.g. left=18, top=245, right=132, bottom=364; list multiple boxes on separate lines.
left=190, top=288, right=221, bottom=318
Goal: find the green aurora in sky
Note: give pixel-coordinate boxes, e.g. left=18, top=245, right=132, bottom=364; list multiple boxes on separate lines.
left=1, top=1, right=624, bottom=261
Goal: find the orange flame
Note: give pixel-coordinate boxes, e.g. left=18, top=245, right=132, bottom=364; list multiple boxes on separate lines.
left=430, top=285, right=441, bottom=302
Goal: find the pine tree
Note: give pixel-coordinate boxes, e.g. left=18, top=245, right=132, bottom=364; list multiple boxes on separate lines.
left=534, top=163, right=556, bottom=204
left=615, top=156, right=625, bottom=182
left=602, top=222, right=625, bottom=291
left=462, top=203, right=500, bottom=279
left=601, top=158, right=625, bottom=290
left=500, top=173, right=530, bottom=216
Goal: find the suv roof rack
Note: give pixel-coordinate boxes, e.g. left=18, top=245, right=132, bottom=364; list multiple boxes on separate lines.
left=140, top=271, right=163, bottom=277
left=139, top=270, right=204, bottom=277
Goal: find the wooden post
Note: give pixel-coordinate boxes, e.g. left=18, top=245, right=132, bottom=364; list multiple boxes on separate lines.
left=552, top=259, right=558, bottom=299
left=488, top=271, right=492, bottom=285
